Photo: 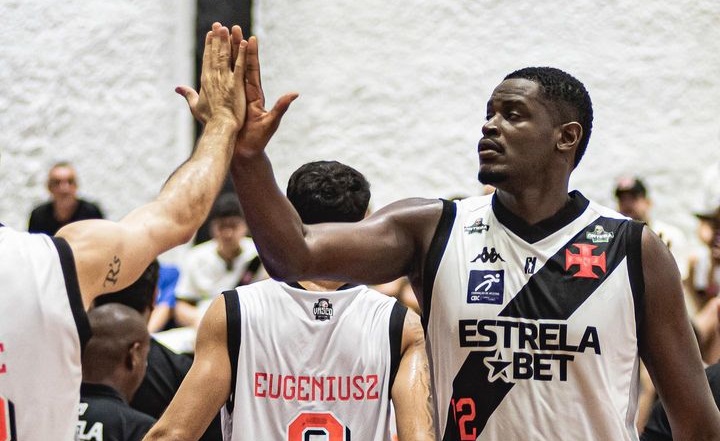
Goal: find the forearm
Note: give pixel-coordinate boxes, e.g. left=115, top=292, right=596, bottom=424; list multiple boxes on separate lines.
left=154, top=119, right=237, bottom=243
left=231, top=153, right=309, bottom=280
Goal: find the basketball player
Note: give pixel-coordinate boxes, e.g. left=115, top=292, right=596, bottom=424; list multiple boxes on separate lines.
left=142, top=161, right=433, bottom=440
left=0, top=22, right=253, bottom=440
left=208, top=49, right=720, bottom=440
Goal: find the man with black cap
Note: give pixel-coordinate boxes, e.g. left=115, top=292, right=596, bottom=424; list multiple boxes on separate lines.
left=614, top=175, right=690, bottom=280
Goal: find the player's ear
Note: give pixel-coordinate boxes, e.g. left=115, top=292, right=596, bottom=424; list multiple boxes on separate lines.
left=557, top=121, right=582, bottom=154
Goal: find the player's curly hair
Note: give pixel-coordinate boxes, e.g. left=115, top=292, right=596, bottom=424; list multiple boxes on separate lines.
left=505, top=67, right=593, bottom=168
left=287, top=160, right=371, bottom=224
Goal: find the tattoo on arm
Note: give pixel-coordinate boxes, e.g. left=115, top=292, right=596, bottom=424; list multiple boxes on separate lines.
left=103, top=256, right=121, bottom=287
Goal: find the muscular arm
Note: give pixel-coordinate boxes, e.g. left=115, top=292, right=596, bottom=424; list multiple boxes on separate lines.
left=57, top=24, right=247, bottom=308
left=391, top=310, right=435, bottom=440
left=233, top=155, right=441, bottom=287
left=639, top=226, right=720, bottom=440
left=143, top=297, right=231, bottom=441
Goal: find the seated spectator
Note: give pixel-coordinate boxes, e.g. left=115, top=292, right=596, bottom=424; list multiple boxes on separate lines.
left=93, top=260, right=222, bottom=441
left=28, top=161, right=103, bottom=235
left=147, top=263, right=181, bottom=333
left=174, top=193, right=265, bottom=329
left=78, top=304, right=155, bottom=441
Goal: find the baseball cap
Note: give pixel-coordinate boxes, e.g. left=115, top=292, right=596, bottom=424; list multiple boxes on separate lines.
left=695, top=203, right=720, bottom=223
left=614, top=176, right=647, bottom=198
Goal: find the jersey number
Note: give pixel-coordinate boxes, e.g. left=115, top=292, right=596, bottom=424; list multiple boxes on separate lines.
left=450, top=397, right=477, bottom=441
left=287, top=412, right=351, bottom=441
left=0, top=395, right=16, bottom=441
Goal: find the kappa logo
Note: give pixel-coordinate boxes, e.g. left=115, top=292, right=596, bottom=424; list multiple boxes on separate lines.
left=313, top=298, right=334, bottom=321
left=586, top=225, right=615, bottom=244
left=467, top=270, right=504, bottom=304
left=464, top=218, right=490, bottom=234
left=565, top=243, right=607, bottom=279
left=470, top=247, right=505, bottom=264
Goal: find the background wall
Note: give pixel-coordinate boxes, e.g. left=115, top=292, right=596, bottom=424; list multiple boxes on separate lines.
left=1, top=1, right=718, bottom=245
left=0, top=0, right=195, bottom=230
left=253, top=0, right=720, bottom=238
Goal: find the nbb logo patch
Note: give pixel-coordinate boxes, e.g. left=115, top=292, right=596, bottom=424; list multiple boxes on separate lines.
left=467, top=270, right=504, bottom=304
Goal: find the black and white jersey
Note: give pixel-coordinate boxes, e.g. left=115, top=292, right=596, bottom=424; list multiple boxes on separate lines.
left=221, top=280, right=406, bottom=441
left=424, top=192, right=644, bottom=440
left=0, top=226, right=90, bottom=441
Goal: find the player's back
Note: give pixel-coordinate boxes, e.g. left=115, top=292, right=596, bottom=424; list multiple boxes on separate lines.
left=0, top=225, right=89, bottom=440
left=222, top=279, right=406, bottom=440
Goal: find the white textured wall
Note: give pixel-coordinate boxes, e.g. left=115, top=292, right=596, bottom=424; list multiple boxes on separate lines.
left=0, top=0, right=195, bottom=230
left=254, top=0, right=720, bottom=237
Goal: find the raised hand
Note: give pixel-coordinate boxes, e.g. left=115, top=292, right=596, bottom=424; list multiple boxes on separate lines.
left=177, top=23, right=248, bottom=130
left=234, top=36, right=299, bottom=159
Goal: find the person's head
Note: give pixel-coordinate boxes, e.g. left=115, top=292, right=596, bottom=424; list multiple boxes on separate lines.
left=286, top=160, right=371, bottom=224
left=82, top=303, right=150, bottom=402
left=93, top=260, right=160, bottom=321
left=695, top=204, right=720, bottom=247
left=47, top=161, right=78, bottom=202
left=209, top=193, right=248, bottom=250
left=614, top=176, right=651, bottom=222
left=479, top=67, right=593, bottom=187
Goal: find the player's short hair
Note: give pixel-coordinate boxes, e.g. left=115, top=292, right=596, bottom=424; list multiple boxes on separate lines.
left=504, top=67, right=593, bottom=168
left=287, top=160, right=371, bottom=224
left=93, top=260, right=160, bottom=314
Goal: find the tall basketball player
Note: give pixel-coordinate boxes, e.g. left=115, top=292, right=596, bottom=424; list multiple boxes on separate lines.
left=220, top=53, right=720, bottom=441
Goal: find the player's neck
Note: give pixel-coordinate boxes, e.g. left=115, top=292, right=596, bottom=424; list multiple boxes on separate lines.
left=297, top=280, right=346, bottom=292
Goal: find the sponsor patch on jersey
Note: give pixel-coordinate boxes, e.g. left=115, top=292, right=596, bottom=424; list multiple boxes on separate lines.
left=464, top=217, right=490, bottom=234
left=467, top=270, right=504, bottom=304
left=313, top=298, right=334, bottom=321
left=586, top=225, right=614, bottom=243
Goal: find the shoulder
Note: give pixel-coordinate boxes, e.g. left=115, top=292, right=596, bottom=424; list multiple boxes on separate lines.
left=29, top=201, right=52, bottom=216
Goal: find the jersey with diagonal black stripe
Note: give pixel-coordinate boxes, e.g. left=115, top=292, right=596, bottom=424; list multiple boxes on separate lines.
left=424, top=192, right=644, bottom=440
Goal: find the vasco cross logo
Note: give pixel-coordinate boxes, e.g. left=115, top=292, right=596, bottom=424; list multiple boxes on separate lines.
left=464, top=218, right=490, bottom=234
left=313, top=298, right=334, bottom=321
left=565, top=243, right=606, bottom=279
left=470, top=247, right=505, bottom=263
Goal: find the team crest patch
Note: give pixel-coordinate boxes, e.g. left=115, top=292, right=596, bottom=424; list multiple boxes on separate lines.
left=586, top=225, right=614, bottom=243
left=464, top=218, right=490, bottom=234
left=467, top=270, right=504, bottom=304
left=313, top=298, right=334, bottom=321
left=565, top=243, right=607, bottom=279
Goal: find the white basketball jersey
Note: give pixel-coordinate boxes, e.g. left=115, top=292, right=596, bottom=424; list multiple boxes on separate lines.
left=0, top=226, right=90, bottom=441
left=221, top=280, right=406, bottom=440
left=424, top=192, right=644, bottom=441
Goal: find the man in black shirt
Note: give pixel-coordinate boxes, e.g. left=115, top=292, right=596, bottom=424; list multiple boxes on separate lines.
left=78, top=304, right=155, bottom=441
left=94, top=261, right=222, bottom=441
left=28, top=161, right=103, bottom=235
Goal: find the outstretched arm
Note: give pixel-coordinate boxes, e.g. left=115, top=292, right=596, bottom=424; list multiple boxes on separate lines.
left=228, top=36, right=442, bottom=290
left=142, top=297, right=232, bottom=441
left=392, top=309, right=435, bottom=440
left=639, top=226, right=720, bottom=440
left=57, top=23, right=247, bottom=308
